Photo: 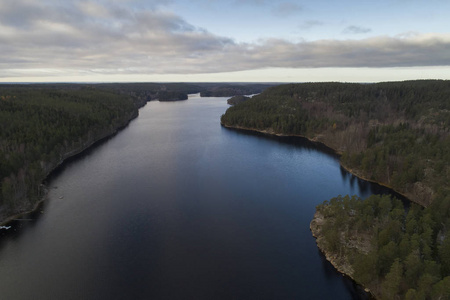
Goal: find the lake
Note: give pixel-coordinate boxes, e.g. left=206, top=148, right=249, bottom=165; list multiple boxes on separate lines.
left=0, top=94, right=394, bottom=299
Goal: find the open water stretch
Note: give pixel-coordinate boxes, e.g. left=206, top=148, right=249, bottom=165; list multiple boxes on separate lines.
left=0, top=95, right=395, bottom=299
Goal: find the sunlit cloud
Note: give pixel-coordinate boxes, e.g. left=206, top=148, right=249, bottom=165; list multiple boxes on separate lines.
left=1, top=0, right=449, bottom=80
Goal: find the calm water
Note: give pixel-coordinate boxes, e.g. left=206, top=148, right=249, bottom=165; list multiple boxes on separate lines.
left=0, top=95, right=394, bottom=299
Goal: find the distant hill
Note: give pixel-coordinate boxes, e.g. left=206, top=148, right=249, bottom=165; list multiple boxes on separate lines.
left=199, top=83, right=274, bottom=97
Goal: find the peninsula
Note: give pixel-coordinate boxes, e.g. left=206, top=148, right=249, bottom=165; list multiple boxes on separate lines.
left=221, top=80, right=450, bottom=299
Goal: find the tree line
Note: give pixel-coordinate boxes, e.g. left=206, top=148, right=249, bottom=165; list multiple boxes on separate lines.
left=0, top=84, right=143, bottom=219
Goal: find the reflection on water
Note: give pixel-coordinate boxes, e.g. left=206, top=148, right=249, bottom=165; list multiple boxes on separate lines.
left=0, top=96, right=401, bottom=299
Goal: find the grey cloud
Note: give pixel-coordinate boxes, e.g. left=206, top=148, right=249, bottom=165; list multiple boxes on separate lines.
left=0, top=0, right=48, bottom=28
left=232, top=0, right=302, bottom=16
left=343, top=25, right=372, bottom=34
left=299, top=20, right=324, bottom=30
left=232, top=0, right=269, bottom=6
left=272, top=2, right=303, bottom=17
left=1, top=1, right=449, bottom=78
left=243, top=35, right=450, bottom=68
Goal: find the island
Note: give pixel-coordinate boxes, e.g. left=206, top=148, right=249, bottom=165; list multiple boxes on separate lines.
left=221, top=80, right=450, bottom=299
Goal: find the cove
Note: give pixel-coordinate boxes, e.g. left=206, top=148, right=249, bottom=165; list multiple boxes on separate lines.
left=0, top=94, right=396, bottom=299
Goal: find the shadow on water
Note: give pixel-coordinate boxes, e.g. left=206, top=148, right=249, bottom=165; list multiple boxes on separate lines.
left=225, top=125, right=411, bottom=299
left=0, top=117, right=139, bottom=241
left=45, top=117, right=137, bottom=184
left=223, top=126, right=410, bottom=204
left=317, top=248, right=373, bottom=300
left=222, top=126, right=339, bottom=159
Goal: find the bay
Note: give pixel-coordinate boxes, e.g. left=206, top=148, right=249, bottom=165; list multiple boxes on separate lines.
left=0, top=94, right=393, bottom=299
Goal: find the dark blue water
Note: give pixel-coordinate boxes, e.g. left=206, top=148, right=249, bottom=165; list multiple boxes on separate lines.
left=0, top=95, right=391, bottom=299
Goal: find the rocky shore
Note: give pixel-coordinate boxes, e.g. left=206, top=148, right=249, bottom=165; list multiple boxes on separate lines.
left=310, top=210, right=375, bottom=298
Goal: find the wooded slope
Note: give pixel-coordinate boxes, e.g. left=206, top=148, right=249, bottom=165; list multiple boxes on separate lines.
left=0, top=85, right=142, bottom=220
left=312, top=194, right=450, bottom=300
left=221, top=80, right=450, bottom=206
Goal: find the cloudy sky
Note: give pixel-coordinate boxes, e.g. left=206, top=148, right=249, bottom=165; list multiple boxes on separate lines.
left=1, top=0, right=449, bottom=82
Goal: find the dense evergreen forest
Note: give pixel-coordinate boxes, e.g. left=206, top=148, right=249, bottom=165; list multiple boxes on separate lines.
left=221, top=80, right=450, bottom=299
left=0, top=84, right=145, bottom=221
left=312, top=194, right=450, bottom=299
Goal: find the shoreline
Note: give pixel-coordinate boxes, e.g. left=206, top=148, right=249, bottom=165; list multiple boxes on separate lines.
left=220, top=122, right=418, bottom=206
left=222, top=122, right=429, bottom=299
left=0, top=105, right=145, bottom=226
left=309, top=211, right=375, bottom=299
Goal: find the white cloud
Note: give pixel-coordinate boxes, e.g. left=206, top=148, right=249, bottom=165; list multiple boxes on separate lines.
left=1, top=0, right=449, bottom=79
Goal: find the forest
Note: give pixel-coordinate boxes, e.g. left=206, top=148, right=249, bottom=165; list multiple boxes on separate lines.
left=312, top=194, right=450, bottom=299
left=199, top=83, right=274, bottom=97
left=0, top=84, right=144, bottom=221
left=221, top=80, right=450, bottom=299
left=227, top=95, right=250, bottom=105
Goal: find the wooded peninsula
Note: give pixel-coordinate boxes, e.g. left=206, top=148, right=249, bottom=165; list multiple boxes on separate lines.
left=221, top=80, right=450, bottom=299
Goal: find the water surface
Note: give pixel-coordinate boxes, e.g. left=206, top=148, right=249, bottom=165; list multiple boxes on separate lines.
left=0, top=95, right=393, bottom=299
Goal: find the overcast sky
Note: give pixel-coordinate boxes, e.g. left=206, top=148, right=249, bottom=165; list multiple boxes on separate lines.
left=1, top=0, right=449, bottom=82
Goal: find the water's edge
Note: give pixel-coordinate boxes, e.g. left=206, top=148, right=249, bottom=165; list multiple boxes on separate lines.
left=0, top=105, right=145, bottom=226
left=220, top=123, right=414, bottom=206
left=220, top=122, right=411, bottom=300
left=310, top=211, right=375, bottom=299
